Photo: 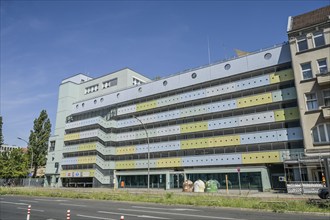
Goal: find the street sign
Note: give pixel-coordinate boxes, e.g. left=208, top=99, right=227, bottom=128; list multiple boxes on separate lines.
left=28, top=173, right=33, bottom=177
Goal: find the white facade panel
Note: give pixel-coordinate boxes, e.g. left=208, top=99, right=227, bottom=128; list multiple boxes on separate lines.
left=181, top=154, right=242, bottom=167
left=71, top=45, right=290, bottom=115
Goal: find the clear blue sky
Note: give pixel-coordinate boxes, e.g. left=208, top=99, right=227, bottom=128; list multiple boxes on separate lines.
left=0, top=0, right=328, bottom=146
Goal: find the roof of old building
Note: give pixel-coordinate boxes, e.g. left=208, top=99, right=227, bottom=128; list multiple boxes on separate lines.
left=290, top=5, right=330, bottom=32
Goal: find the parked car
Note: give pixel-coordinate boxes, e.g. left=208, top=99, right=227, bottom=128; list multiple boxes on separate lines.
left=318, top=188, right=329, bottom=199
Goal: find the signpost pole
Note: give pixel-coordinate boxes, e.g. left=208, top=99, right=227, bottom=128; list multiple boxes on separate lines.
left=225, top=175, right=229, bottom=194
left=237, top=167, right=241, bottom=195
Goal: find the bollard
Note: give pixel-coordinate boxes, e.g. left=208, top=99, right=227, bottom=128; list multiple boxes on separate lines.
left=66, top=209, right=71, bottom=220
left=26, top=205, right=31, bottom=220
left=120, top=216, right=124, bottom=220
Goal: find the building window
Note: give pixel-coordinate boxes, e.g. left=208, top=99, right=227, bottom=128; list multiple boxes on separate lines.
left=323, top=90, right=330, bottom=107
left=312, top=124, right=330, bottom=144
left=297, top=37, right=308, bottom=52
left=301, top=62, right=313, bottom=80
left=313, top=32, right=325, bottom=48
left=305, top=93, right=318, bottom=111
left=133, top=77, right=144, bottom=86
left=317, top=59, right=328, bottom=74
left=264, top=53, right=272, bottom=60
left=49, top=141, right=55, bottom=152
left=103, top=78, right=118, bottom=89
left=85, top=84, right=99, bottom=94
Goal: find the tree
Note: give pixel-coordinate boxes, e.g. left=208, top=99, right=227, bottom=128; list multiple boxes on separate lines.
left=0, top=148, right=29, bottom=179
left=28, top=110, right=51, bottom=178
left=0, top=116, right=3, bottom=147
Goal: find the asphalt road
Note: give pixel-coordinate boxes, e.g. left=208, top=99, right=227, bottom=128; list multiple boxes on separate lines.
left=0, top=195, right=328, bottom=220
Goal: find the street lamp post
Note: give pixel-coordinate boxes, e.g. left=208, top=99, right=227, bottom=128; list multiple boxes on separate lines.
left=133, top=116, right=150, bottom=190
left=17, top=137, right=33, bottom=187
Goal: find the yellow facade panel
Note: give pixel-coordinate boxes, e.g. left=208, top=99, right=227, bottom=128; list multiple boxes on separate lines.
left=116, top=146, right=136, bottom=155
left=180, top=138, right=209, bottom=149
left=78, top=143, right=97, bottom=151
left=270, top=69, right=294, bottom=84
left=136, top=100, right=157, bottom=112
left=156, top=158, right=182, bottom=168
left=237, top=93, right=273, bottom=108
left=274, top=108, right=300, bottom=122
left=115, top=161, right=136, bottom=169
left=242, top=151, right=281, bottom=164
left=64, top=133, right=80, bottom=141
left=77, top=156, right=96, bottom=164
left=180, top=122, right=208, bottom=134
left=209, top=135, right=240, bottom=147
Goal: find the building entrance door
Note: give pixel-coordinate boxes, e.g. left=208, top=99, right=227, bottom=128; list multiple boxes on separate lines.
left=170, top=173, right=184, bottom=189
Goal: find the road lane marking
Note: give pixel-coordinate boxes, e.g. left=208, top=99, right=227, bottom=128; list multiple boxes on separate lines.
left=139, top=215, right=170, bottom=219
left=0, top=201, right=28, bottom=206
left=77, top=214, right=115, bottom=220
left=59, top=203, right=87, bottom=207
left=19, top=200, right=39, bottom=203
left=17, top=207, right=44, bottom=212
left=132, top=206, right=199, bottom=211
left=118, top=208, right=246, bottom=220
left=35, top=198, right=68, bottom=202
left=98, top=211, right=171, bottom=219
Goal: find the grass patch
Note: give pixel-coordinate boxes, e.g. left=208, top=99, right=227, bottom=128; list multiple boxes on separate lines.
left=0, top=187, right=328, bottom=214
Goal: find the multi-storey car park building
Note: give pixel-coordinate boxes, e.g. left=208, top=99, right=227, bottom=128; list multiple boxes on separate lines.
left=45, top=6, right=330, bottom=191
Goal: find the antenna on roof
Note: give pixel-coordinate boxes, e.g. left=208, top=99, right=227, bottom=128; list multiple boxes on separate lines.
left=207, top=36, right=211, bottom=65
left=221, top=43, right=228, bottom=60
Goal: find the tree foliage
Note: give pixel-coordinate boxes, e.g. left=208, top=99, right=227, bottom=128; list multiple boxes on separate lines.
left=28, top=110, right=51, bottom=178
left=0, top=148, right=29, bottom=178
left=0, top=116, right=3, bottom=147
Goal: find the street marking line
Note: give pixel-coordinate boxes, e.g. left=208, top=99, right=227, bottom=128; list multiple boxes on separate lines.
left=98, top=211, right=171, bottom=219
left=19, top=200, right=39, bottom=203
left=59, top=203, right=86, bottom=207
left=77, top=214, right=115, bottom=220
left=35, top=199, right=68, bottom=202
left=17, top=207, right=44, bottom=212
left=132, top=206, right=199, bottom=211
left=139, top=215, right=170, bottom=219
left=0, top=201, right=28, bottom=206
left=118, top=208, right=246, bottom=220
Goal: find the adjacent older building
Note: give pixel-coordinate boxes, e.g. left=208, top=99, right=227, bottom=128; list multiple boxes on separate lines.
left=286, top=6, right=330, bottom=185
left=0, top=144, right=20, bottom=152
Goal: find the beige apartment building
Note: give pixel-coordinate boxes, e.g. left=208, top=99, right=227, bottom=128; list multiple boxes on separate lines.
left=287, top=6, right=330, bottom=184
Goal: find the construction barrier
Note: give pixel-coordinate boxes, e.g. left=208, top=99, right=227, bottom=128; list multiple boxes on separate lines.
left=26, top=205, right=31, bottom=220
left=66, top=209, right=71, bottom=220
